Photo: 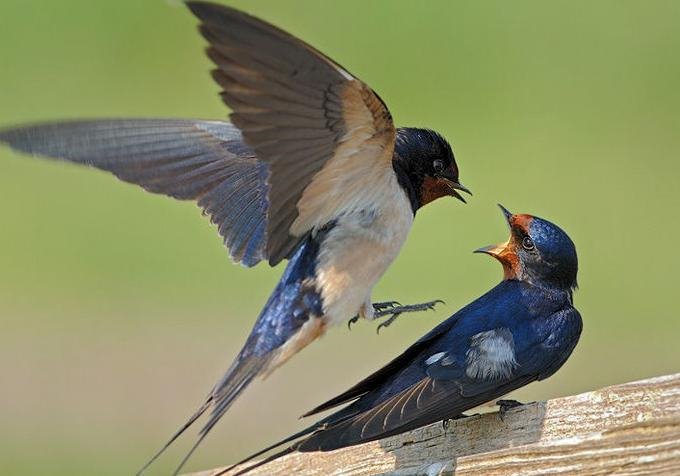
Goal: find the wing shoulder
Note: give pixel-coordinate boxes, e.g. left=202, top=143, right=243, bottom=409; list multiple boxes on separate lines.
left=188, top=2, right=396, bottom=264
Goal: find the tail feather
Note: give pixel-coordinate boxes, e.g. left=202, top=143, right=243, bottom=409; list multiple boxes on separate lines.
left=197, top=235, right=324, bottom=439
left=229, top=447, right=295, bottom=476
left=140, top=233, right=322, bottom=473
left=137, top=355, right=270, bottom=475
left=135, top=396, right=213, bottom=475
left=215, top=421, right=322, bottom=476
left=170, top=355, right=270, bottom=475
left=201, top=356, right=270, bottom=437
left=172, top=431, right=211, bottom=476
left=213, top=410, right=360, bottom=475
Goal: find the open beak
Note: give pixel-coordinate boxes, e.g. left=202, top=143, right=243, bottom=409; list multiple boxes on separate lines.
left=473, top=205, right=514, bottom=257
left=474, top=241, right=509, bottom=258
left=441, top=178, right=472, bottom=204
left=498, top=203, right=513, bottom=225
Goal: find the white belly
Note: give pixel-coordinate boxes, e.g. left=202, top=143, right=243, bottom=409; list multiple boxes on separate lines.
left=314, top=179, right=414, bottom=327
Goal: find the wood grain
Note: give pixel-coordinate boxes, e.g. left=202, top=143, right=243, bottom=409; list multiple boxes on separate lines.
left=193, top=373, right=680, bottom=475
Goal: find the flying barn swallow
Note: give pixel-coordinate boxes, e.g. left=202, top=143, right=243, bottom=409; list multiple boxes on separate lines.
left=0, top=1, right=470, bottom=472
left=225, top=206, right=582, bottom=475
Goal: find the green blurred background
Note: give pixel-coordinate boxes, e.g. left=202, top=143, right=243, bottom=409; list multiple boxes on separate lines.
left=1, top=0, right=679, bottom=474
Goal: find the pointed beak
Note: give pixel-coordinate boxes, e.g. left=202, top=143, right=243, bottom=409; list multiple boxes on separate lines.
left=498, top=203, right=513, bottom=224
left=473, top=204, right=514, bottom=258
left=441, top=178, right=472, bottom=204
left=474, top=205, right=524, bottom=279
left=452, top=182, right=472, bottom=196
left=474, top=241, right=509, bottom=258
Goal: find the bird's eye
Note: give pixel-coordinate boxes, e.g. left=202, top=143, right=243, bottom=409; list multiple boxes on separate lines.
left=433, top=159, right=444, bottom=173
left=522, top=236, right=535, bottom=251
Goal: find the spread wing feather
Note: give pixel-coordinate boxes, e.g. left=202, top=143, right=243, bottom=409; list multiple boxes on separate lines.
left=188, top=1, right=396, bottom=265
left=0, top=118, right=269, bottom=267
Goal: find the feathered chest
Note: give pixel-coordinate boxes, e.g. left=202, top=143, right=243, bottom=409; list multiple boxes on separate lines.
left=313, top=176, right=414, bottom=323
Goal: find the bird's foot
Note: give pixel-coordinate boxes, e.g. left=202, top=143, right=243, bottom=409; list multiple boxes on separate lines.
left=372, top=301, right=402, bottom=311
left=374, top=299, right=444, bottom=333
left=497, top=399, right=525, bottom=421
left=349, top=302, right=402, bottom=329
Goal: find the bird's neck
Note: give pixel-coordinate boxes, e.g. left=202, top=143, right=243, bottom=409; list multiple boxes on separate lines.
left=509, top=278, right=575, bottom=305
left=391, top=155, right=421, bottom=214
left=516, top=266, right=578, bottom=296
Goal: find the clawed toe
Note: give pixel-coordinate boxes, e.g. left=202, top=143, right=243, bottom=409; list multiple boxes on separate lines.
left=374, top=299, right=445, bottom=318
left=376, top=313, right=402, bottom=334
left=352, top=299, right=444, bottom=333
left=442, top=412, right=477, bottom=430
left=497, top=399, right=525, bottom=420
left=373, top=299, right=445, bottom=328
left=373, top=301, right=401, bottom=311
left=374, top=300, right=445, bottom=334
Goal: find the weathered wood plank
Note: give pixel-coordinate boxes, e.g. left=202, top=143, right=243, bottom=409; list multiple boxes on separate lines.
left=194, top=373, right=680, bottom=475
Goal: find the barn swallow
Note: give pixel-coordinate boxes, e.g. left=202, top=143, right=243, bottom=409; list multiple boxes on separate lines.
left=224, top=206, right=582, bottom=476
left=0, top=1, right=470, bottom=473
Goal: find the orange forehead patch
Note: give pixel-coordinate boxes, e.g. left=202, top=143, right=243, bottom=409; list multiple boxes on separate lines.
left=420, top=176, right=452, bottom=206
left=511, top=214, right=533, bottom=233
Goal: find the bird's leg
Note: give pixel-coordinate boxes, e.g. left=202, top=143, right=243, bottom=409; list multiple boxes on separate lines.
left=372, top=301, right=401, bottom=311
left=348, top=300, right=441, bottom=331
left=348, top=301, right=402, bottom=330
left=348, top=300, right=389, bottom=330
left=374, top=300, right=444, bottom=333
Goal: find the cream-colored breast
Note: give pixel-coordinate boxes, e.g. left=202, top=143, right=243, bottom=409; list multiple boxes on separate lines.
left=314, top=172, right=414, bottom=327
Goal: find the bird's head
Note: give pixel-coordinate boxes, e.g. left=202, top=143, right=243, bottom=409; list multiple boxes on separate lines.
left=393, top=128, right=470, bottom=210
left=475, top=205, right=578, bottom=290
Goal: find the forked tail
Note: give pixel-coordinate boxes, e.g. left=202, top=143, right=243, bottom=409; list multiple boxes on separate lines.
left=136, top=354, right=271, bottom=476
left=138, top=236, right=323, bottom=473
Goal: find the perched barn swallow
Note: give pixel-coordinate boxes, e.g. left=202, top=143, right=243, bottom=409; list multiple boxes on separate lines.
left=225, top=206, right=582, bottom=475
left=0, top=1, right=470, bottom=472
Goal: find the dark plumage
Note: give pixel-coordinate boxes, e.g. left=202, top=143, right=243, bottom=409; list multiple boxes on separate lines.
left=226, top=207, right=582, bottom=475
left=393, top=128, right=463, bottom=211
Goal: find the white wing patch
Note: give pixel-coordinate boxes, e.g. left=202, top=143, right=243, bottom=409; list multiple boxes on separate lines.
left=465, top=328, right=518, bottom=380
left=425, top=352, right=447, bottom=365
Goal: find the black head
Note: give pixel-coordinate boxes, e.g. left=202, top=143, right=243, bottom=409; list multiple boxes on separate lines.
left=476, top=205, right=578, bottom=291
left=392, top=128, right=470, bottom=212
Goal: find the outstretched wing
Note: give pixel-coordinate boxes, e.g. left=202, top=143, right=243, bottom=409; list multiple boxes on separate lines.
left=0, top=119, right=268, bottom=267
left=188, top=2, right=396, bottom=265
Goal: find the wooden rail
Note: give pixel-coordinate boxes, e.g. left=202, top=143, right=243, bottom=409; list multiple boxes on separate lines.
left=194, top=373, right=680, bottom=475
